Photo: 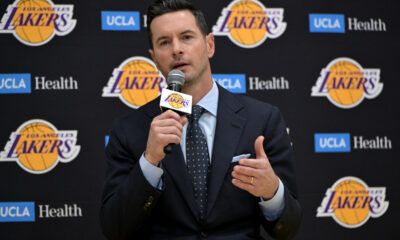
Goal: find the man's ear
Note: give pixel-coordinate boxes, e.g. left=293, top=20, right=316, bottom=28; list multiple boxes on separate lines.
left=149, top=49, right=159, bottom=67
left=206, top=33, right=215, bottom=58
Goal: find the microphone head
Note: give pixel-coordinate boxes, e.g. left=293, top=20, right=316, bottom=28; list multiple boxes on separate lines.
left=167, top=70, right=185, bottom=86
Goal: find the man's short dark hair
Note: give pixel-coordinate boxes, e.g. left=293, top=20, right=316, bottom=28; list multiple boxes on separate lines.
left=146, top=0, right=209, bottom=49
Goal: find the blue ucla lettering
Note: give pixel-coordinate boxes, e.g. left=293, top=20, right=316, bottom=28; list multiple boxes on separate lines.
left=0, top=206, right=30, bottom=218
left=319, top=137, right=346, bottom=148
left=0, top=78, right=26, bottom=89
left=314, top=18, right=341, bottom=29
left=107, top=15, right=136, bottom=26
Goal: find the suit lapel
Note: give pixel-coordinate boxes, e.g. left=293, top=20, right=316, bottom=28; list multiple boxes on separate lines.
left=206, top=86, right=246, bottom=216
left=142, top=98, right=199, bottom=220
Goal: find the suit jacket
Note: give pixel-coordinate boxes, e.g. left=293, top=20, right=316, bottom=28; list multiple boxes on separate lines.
left=100, top=85, right=301, bottom=240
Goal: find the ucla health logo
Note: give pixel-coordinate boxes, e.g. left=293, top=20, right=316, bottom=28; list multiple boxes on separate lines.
left=212, top=0, right=286, bottom=48
left=213, top=74, right=246, bottom=93
left=317, top=176, right=388, bottom=228
left=0, top=73, right=31, bottom=94
left=102, top=57, right=166, bottom=109
left=101, top=11, right=140, bottom=31
left=315, top=133, right=350, bottom=153
left=0, top=119, right=80, bottom=174
left=0, top=202, right=35, bottom=222
left=311, top=58, right=383, bottom=109
left=309, top=14, right=345, bottom=33
left=0, top=0, right=76, bottom=46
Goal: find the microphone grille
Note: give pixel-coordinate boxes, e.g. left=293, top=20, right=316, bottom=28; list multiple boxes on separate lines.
left=167, top=70, right=185, bottom=85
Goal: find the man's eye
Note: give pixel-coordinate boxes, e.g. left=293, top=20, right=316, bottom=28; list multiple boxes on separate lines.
left=160, top=41, right=168, bottom=46
left=183, top=35, right=192, bottom=40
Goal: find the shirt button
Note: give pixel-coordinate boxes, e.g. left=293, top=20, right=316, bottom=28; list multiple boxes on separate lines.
left=200, top=231, right=207, bottom=238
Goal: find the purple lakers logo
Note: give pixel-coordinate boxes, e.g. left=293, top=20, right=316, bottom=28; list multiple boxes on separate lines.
left=164, top=93, right=189, bottom=109
left=0, top=119, right=80, bottom=174
left=311, top=58, right=383, bottom=108
left=102, top=56, right=166, bottom=109
left=212, top=0, right=286, bottom=48
left=317, top=176, right=389, bottom=228
left=0, top=0, right=76, bottom=46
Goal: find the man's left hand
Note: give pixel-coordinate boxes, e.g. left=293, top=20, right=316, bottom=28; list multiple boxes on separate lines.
left=232, top=136, right=279, bottom=200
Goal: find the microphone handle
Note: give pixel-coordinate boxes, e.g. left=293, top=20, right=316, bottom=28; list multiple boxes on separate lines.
left=162, top=83, right=184, bottom=154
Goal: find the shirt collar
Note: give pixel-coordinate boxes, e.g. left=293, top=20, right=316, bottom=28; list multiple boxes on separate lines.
left=196, top=80, right=218, bottom=117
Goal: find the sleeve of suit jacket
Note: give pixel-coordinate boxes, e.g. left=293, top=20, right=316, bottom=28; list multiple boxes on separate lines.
left=100, top=111, right=162, bottom=240
left=259, top=105, right=302, bottom=240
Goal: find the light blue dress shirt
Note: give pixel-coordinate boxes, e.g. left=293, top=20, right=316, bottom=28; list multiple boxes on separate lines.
left=139, top=81, right=285, bottom=221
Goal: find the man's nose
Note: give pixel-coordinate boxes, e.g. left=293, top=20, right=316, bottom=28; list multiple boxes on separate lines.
left=172, top=39, right=183, bottom=56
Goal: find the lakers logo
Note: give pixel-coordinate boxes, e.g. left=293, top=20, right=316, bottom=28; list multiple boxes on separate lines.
left=102, top=56, right=166, bottom=109
left=0, top=119, right=80, bottom=174
left=0, top=0, right=76, bottom=46
left=165, top=93, right=187, bottom=109
left=311, top=58, right=383, bottom=108
left=317, top=176, right=389, bottom=228
left=212, top=0, right=286, bottom=48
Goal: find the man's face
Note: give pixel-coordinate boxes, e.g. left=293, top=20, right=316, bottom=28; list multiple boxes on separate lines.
left=149, top=10, right=214, bottom=86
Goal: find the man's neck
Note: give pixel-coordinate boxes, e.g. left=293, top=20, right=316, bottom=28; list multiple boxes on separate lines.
left=182, top=75, right=213, bottom=105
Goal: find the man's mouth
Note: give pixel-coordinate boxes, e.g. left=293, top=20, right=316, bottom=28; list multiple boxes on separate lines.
left=172, top=62, right=189, bottom=70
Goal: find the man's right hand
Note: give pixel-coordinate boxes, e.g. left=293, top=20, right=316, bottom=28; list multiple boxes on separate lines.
left=145, top=110, right=187, bottom=166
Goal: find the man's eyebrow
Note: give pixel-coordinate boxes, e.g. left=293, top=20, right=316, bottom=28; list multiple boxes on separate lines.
left=155, top=35, right=168, bottom=43
left=180, top=29, right=195, bottom=35
left=155, top=29, right=197, bottom=43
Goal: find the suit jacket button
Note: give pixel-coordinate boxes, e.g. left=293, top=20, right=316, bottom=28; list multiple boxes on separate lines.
left=276, top=223, right=283, bottom=230
left=200, top=231, right=207, bottom=238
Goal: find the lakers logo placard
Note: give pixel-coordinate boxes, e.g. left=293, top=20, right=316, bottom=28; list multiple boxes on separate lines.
left=166, top=93, right=185, bottom=109
left=102, top=56, right=166, bottom=109
left=212, top=0, right=286, bottom=48
left=0, top=0, right=76, bottom=46
left=317, top=176, right=389, bottom=228
left=0, top=119, right=80, bottom=174
left=311, top=58, right=383, bottom=108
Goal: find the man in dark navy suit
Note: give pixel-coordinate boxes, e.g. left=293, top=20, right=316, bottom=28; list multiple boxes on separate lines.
left=100, top=0, right=301, bottom=239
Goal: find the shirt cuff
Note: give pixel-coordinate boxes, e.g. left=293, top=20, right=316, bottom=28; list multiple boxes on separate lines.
left=259, top=178, right=285, bottom=221
left=139, top=153, right=164, bottom=190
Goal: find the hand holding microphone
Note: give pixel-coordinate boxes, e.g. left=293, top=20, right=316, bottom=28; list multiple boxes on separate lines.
left=144, top=70, right=192, bottom=166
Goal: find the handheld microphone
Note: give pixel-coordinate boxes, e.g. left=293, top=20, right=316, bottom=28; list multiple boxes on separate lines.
left=159, top=70, right=192, bottom=154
